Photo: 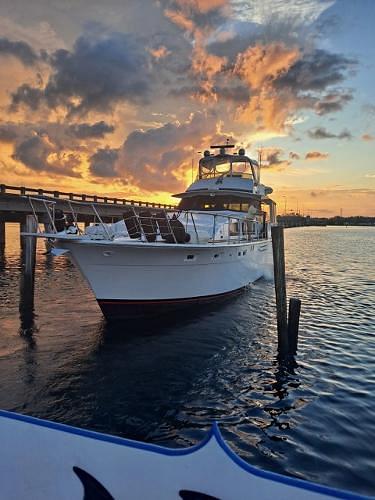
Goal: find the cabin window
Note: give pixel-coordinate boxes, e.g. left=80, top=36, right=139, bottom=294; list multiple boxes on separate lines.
left=203, top=202, right=215, bottom=209
left=224, top=203, right=241, bottom=211
left=178, top=196, right=260, bottom=212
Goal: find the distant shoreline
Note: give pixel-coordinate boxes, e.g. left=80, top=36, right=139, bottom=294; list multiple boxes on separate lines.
left=277, top=215, right=375, bottom=228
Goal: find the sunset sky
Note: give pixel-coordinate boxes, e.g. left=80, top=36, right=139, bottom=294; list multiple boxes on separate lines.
left=0, top=0, right=374, bottom=216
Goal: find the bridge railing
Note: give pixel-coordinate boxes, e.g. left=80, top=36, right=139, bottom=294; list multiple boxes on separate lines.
left=0, top=184, right=176, bottom=210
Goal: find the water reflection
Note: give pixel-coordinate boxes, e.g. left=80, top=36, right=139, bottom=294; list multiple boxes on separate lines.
left=19, top=272, right=36, bottom=335
left=0, top=248, right=5, bottom=273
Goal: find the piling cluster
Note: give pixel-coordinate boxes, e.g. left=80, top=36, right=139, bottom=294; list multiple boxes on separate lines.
left=271, top=225, right=301, bottom=357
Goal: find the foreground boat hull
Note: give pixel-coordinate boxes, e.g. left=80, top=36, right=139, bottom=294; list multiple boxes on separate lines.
left=0, top=409, right=365, bottom=499
left=58, top=239, right=273, bottom=319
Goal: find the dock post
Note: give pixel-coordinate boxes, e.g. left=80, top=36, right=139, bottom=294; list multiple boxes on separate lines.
left=19, top=215, right=38, bottom=334
left=23, top=215, right=38, bottom=275
left=0, top=220, right=5, bottom=253
left=271, top=225, right=288, bottom=356
left=288, top=298, right=301, bottom=355
left=19, top=269, right=35, bottom=334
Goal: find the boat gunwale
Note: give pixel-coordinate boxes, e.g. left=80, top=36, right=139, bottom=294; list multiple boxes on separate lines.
left=51, top=235, right=271, bottom=250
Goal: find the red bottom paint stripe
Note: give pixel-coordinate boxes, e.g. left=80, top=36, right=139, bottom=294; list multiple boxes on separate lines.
left=97, top=287, right=245, bottom=306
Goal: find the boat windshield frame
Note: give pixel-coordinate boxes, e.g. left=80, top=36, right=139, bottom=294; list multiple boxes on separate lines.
left=198, top=154, right=259, bottom=183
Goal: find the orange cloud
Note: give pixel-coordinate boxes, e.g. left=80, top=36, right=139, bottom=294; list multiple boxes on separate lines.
left=164, top=9, right=195, bottom=32
left=149, top=45, right=171, bottom=59
left=164, top=4, right=227, bottom=102
left=305, top=151, right=329, bottom=160
left=174, top=0, right=228, bottom=14
left=233, top=43, right=300, bottom=132
left=362, top=134, right=374, bottom=141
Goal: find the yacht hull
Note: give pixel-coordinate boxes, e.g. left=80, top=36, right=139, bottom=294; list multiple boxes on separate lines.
left=57, top=239, right=273, bottom=319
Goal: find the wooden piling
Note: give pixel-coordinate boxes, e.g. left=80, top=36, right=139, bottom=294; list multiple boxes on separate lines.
left=19, top=215, right=38, bottom=333
left=0, top=220, right=5, bottom=252
left=23, top=215, right=38, bottom=275
left=288, top=298, right=301, bottom=355
left=271, top=225, right=288, bottom=355
left=19, top=271, right=35, bottom=334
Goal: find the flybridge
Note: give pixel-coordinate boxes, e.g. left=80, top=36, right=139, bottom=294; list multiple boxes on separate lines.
left=198, top=145, right=260, bottom=184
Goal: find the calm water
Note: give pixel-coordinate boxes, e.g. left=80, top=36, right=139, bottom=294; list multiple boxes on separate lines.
left=0, top=224, right=374, bottom=496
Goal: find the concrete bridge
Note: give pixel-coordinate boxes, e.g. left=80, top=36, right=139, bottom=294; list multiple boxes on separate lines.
left=0, top=183, right=176, bottom=249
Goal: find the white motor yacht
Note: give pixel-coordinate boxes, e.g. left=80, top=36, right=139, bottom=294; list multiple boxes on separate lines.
left=26, top=144, right=277, bottom=319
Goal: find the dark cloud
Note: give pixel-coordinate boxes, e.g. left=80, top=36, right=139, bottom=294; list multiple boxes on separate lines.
left=310, top=191, right=327, bottom=198
left=117, top=111, right=219, bottom=191
left=170, top=83, right=250, bottom=103
left=315, top=91, right=353, bottom=115
left=89, top=147, right=119, bottom=177
left=0, top=124, right=18, bottom=143
left=11, top=32, right=152, bottom=115
left=214, top=85, right=250, bottom=103
left=276, top=49, right=356, bottom=92
left=12, top=133, right=81, bottom=177
left=261, top=148, right=291, bottom=170
left=13, top=135, right=52, bottom=171
left=305, top=151, right=329, bottom=160
left=0, top=37, right=39, bottom=66
left=307, top=127, right=352, bottom=140
left=0, top=120, right=114, bottom=154
left=289, top=151, right=300, bottom=160
left=208, top=32, right=258, bottom=61
left=11, top=84, right=44, bottom=111
left=68, top=121, right=114, bottom=139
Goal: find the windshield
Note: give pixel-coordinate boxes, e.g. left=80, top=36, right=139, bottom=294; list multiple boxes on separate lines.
left=199, top=160, right=253, bottom=179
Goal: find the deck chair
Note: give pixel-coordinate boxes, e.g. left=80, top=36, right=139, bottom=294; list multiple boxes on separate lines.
left=123, top=209, right=141, bottom=239
left=138, top=210, right=157, bottom=242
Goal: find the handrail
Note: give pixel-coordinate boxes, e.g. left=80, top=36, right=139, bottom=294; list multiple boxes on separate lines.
left=21, top=195, right=266, bottom=245
left=0, top=183, right=176, bottom=210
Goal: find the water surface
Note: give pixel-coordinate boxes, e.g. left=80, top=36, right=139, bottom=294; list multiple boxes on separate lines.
left=0, top=224, right=374, bottom=496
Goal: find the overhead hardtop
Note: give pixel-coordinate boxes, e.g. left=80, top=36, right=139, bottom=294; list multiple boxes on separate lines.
left=199, top=144, right=260, bottom=185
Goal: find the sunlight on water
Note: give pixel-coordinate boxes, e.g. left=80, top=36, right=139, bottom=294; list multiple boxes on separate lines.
left=0, top=223, right=374, bottom=495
